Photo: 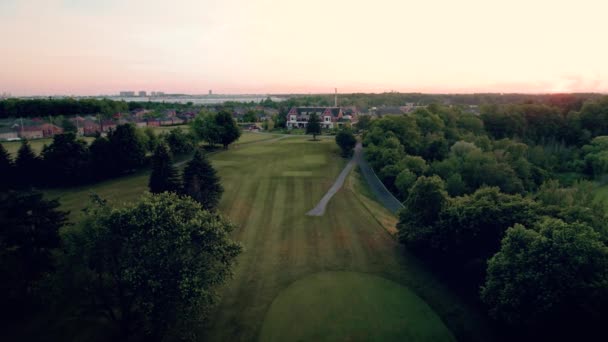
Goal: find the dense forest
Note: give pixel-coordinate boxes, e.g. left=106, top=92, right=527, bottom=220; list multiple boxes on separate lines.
left=362, top=95, right=608, bottom=340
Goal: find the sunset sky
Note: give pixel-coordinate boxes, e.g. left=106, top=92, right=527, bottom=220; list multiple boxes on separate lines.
left=1, top=0, right=607, bottom=95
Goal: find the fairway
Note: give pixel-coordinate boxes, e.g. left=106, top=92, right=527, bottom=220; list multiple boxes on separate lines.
left=43, top=134, right=492, bottom=341
left=205, top=136, right=492, bottom=341
left=260, top=271, right=455, bottom=341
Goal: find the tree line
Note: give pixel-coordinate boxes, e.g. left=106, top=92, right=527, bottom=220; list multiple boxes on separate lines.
left=0, top=112, right=243, bottom=341
left=0, top=125, right=195, bottom=188
left=362, top=96, right=608, bottom=340
left=0, top=98, right=206, bottom=119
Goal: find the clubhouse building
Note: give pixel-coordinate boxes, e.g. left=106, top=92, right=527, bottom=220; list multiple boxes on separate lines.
left=286, top=107, right=358, bottom=129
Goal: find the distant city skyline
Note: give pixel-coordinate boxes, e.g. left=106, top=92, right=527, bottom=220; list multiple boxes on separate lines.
left=1, top=0, right=608, bottom=96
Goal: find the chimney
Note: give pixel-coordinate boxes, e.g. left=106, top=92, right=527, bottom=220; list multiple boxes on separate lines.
left=334, top=88, right=338, bottom=107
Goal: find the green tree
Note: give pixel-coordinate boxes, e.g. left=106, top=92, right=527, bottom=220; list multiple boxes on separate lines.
left=15, top=140, right=41, bottom=188
left=182, top=149, right=223, bottom=210
left=148, top=143, right=180, bottom=194
left=142, top=127, right=159, bottom=152
left=191, top=111, right=220, bottom=146
left=41, top=133, right=90, bottom=185
left=335, top=129, right=357, bottom=157
left=0, top=143, right=14, bottom=190
left=397, top=176, right=447, bottom=248
left=108, top=124, right=146, bottom=173
left=395, top=168, right=417, bottom=200
left=215, top=110, right=241, bottom=149
left=481, top=219, right=608, bottom=337
left=63, top=192, right=242, bottom=340
left=61, top=117, right=77, bottom=133
left=89, top=136, right=115, bottom=179
left=306, top=113, right=321, bottom=140
left=0, top=190, right=67, bottom=315
left=355, top=115, right=372, bottom=131
left=163, top=127, right=195, bottom=155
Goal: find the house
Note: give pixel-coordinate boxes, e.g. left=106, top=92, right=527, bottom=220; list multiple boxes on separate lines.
left=132, top=109, right=153, bottom=119
left=146, top=119, right=160, bottom=127
left=0, top=129, right=18, bottom=141
left=19, top=126, right=44, bottom=139
left=286, top=107, right=358, bottom=129
left=17, top=123, right=63, bottom=139
left=82, top=120, right=101, bottom=135
left=101, top=120, right=117, bottom=132
left=39, top=123, right=63, bottom=137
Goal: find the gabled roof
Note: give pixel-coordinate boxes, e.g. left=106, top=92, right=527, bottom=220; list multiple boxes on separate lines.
left=289, top=107, right=342, bottom=117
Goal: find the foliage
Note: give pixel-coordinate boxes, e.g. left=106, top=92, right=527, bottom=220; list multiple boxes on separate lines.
left=191, top=110, right=241, bottom=148
left=15, top=140, right=42, bottom=188
left=107, top=124, right=147, bottom=173
left=62, top=192, right=242, bottom=340
left=163, top=127, right=195, bottom=155
left=355, top=115, right=372, bottom=131
left=0, top=143, right=14, bottom=190
left=335, top=129, right=357, bottom=157
left=306, top=113, right=321, bottom=140
left=191, top=111, right=221, bottom=146
left=481, top=219, right=608, bottom=338
left=41, top=133, right=90, bottom=186
left=148, top=143, right=181, bottom=194
left=0, top=190, right=67, bottom=317
left=182, top=149, right=223, bottom=210
left=397, top=176, right=447, bottom=248
left=215, top=110, right=241, bottom=149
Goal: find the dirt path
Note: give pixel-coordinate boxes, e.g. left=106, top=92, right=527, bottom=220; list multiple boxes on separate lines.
left=306, top=143, right=361, bottom=216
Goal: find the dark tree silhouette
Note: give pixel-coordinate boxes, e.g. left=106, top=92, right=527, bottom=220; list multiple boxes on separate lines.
left=306, top=113, right=321, bottom=140
left=182, top=149, right=223, bottom=210
left=148, top=143, right=181, bottom=194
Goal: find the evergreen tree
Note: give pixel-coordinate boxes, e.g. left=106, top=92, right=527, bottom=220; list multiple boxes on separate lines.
left=182, top=149, right=223, bottom=210
left=306, top=113, right=321, bottom=140
left=148, top=143, right=180, bottom=194
left=0, top=190, right=67, bottom=314
left=15, top=140, right=41, bottom=188
left=0, top=143, right=14, bottom=190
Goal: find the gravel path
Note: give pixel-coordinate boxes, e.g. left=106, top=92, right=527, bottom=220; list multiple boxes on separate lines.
left=306, top=143, right=361, bottom=216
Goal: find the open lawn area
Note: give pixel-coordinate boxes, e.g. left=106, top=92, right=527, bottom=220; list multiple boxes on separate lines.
left=44, top=134, right=492, bottom=341
left=3, top=136, right=95, bottom=156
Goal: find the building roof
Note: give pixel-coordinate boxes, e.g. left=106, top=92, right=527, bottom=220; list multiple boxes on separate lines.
left=289, top=107, right=342, bottom=117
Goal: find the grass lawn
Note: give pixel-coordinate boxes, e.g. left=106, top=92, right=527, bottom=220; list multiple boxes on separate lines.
left=260, top=271, right=455, bottom=341
left=43, top=134, right=493, bottom=341
left=3, top=137, right=95, bottom=156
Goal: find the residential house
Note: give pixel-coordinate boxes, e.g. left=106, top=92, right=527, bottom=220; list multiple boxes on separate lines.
left=101, top=120, right=117, bottom=132
left=82, top=119, right=101, bottom=135
left=19, top=126, right=44, bottom=139
left=0, top=128, right=18, bottom=141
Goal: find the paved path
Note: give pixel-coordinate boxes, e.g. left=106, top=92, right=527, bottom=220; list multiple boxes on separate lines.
left=306, top=143, right=361, bottom=216
left=307, top=141, right=405, bottom=217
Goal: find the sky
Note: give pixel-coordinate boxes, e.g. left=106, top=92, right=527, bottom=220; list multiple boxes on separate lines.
left=1, top=0, right=608, bottom=95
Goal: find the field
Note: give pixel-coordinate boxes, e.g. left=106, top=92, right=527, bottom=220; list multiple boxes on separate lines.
left=44, top=134, right=492, bottom=341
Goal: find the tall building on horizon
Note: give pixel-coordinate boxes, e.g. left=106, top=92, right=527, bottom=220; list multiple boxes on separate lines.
left=120, top=91, right=135, bottom=97
left=139, top=90, right=147, bottom=97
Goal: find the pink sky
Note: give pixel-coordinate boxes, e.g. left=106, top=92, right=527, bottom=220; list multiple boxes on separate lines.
left=1, top=0, right=608, bottom=95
